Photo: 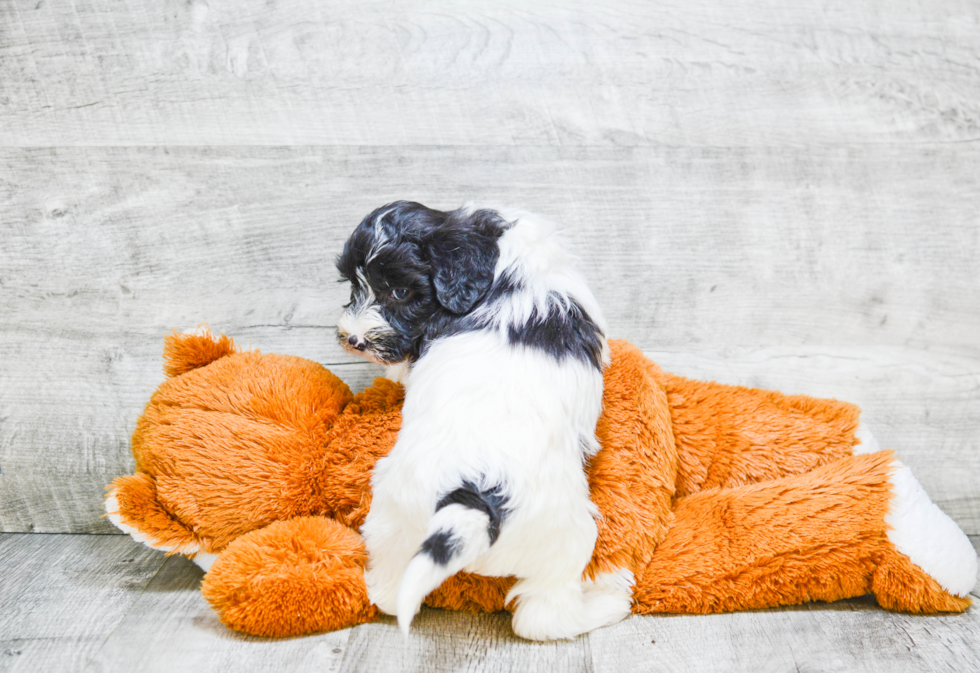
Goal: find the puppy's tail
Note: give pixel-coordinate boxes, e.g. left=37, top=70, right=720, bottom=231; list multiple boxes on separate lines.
left=396, top=486, right=506, bottom=636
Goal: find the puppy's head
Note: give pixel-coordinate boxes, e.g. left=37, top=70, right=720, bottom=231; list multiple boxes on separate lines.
left=336, top=201, right=506, bottom=364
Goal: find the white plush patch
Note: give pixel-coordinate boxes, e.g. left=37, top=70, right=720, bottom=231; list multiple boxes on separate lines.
left=104, top=491, right=199, bottom=555
left=852, top=421, right=881, bottom=455
left=886, top=462, right=979, bottom=596
left=192, top=551, right=219, bottom=572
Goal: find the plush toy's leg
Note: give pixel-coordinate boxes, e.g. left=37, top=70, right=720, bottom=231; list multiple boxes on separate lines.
left=661, top=372, right=862, bottom=496
left=633, top=451, right=977, bottom=615
left=105, top=473, right=203, bottom=556
left=872, top=461, right=978, bottom=610
left=849, top=426, right=977, bottom=606
left=201, top=517, right=380, bottom=637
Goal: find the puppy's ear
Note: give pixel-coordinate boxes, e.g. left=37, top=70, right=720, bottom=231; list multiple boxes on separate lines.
left=426, top=228, right=499, bottom=315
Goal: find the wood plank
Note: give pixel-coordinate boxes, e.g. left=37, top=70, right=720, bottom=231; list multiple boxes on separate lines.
left=1, top=1, right=979, bottom=146
left=589, top=536, right=980, bottom=672
left=88, top=554, right=352, bottom=673
left=338, top=611, right=590, bottom=673
left=0, top=535, right=975, bottom=671
left=589, top=600, right=980, bottom=673
left=1, top=145, right=977, bottom=534
left=2, top=146, right=976, bottom=356
left=0, top=533, right=165, bottom=673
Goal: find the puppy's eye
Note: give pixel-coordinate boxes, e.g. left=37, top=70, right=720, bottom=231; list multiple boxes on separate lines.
left=390, top=287, right=411, bottom=302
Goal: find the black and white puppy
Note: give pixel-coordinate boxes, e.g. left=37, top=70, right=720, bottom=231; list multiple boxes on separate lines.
left=336, top=201, right=633, bottom=641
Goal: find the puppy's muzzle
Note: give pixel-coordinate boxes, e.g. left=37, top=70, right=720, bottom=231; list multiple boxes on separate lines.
left=346, top=334, right=367, bottom=351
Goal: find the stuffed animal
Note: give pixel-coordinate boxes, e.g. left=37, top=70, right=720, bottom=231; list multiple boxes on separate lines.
left=105, top=330, right=978, bottom=638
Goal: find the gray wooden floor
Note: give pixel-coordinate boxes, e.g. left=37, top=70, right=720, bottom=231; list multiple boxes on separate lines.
left=2, top=0, right=980, bottom=670
left=1, top=533, right=979, bottom=673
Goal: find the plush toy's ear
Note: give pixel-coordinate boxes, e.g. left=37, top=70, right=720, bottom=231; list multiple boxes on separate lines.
left=425, top=226, right=499, bottom=315
left=163, top=327, right=238, bottom=377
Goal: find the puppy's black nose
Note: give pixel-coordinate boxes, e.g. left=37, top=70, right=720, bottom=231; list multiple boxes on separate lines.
left=348, top=335, right=366, bottom=351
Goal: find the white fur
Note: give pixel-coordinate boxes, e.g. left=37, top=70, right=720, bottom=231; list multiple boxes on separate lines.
left=471, top=205, right=611, bottom=367
left=886, top=461, right=978, bottom=596
left=192, top=551, right=219, bottom=572
left=360, top=210, right=631, bottom=641
left=384, top=361, right=411, bottom=385
left=337, top=268, right=389, bottom=363
left=853, top=423, right=978, bottom=596
left=853, top=421, right=881, bottom=455
left=512, top=568, right=635, bottom=641
left=366, top=208, right=394, bottom=263
left=395, top=504, right=493, bottom=635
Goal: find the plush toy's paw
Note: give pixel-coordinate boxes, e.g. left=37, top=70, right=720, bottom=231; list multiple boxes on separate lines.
left=201, top=516, right=379, bottom=637
left=851, top=424, right=976, bottom=610
left=874, top=550, right=973, bottom=613
left=874, top=461, right=978, bottom=612
left=105, top=474, right=202, bottom=555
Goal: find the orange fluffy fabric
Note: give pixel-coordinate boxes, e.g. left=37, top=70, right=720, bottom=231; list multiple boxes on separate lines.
left=105, top=332, right=971, bottom=638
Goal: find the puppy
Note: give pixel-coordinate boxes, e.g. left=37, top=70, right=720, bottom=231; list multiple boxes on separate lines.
left=336, top=201, right=633, bottom=641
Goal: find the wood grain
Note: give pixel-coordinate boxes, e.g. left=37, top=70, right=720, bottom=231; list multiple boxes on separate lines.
left=338, top=612, right=591, bottom=673
left=0, top=533, right=165, bottom=673
left=1, top=145, right=977, bottom=533
left=0, top=534, right=976, bottom=672
left=88, top=555, right=352, bottom=673
left=589, top=601, right=980, bottom=673
left=1, top=1, right=978, bottom=146
left=2, top=0, right=978, bottom=669
left=2, top=146, right=976, bottom=355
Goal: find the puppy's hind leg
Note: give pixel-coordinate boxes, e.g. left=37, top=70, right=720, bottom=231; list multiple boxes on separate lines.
left=508, top=569, right=634, bottom=641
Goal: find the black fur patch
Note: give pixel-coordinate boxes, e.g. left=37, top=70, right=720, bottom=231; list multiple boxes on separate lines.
left=508, top=293, right=605, bottom=370
left=335, top=201, right=509, bottom=363
left=426, top=211, right=502, bottom=315
left=411, top=269, right=523, bottom=359
left=436, top=481, right=509, bottom=545
left=336, top=202, right=605, bottom=369
left=420, top=530, right=461, bottom=566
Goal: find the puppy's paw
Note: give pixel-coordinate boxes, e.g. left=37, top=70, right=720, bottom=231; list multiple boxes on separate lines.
left=582, top=568, right=634, bottom=630
left=509, top=572, right=633, bottom=641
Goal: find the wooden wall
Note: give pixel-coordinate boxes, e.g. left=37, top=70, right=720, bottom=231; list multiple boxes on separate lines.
left=1, top=0, right=978, bottom=535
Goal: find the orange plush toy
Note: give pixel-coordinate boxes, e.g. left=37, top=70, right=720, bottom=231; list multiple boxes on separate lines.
left=105, top=330, right=978, bottom=638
